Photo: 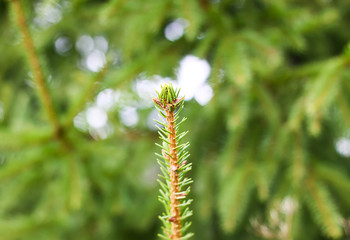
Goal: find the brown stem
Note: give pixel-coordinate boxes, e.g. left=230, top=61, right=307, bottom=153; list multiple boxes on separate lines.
left=11, top=1, right=81, bottom=209
left=11, top=0, right=62, bottom=137
left=165, top=109, right=182, bottom=240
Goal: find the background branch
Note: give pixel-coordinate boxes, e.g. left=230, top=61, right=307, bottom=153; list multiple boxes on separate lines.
left=11, top=0, right=61, bottom=137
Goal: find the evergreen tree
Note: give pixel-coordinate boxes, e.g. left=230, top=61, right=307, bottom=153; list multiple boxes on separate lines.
left=0, top=0, right=349, bottom=239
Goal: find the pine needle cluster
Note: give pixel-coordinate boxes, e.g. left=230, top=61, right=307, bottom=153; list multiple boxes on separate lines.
left=153, top=84, right=193, bottom=240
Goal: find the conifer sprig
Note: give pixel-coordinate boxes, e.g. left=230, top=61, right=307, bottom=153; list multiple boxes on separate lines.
left=153, top=83, right=193, bottom=240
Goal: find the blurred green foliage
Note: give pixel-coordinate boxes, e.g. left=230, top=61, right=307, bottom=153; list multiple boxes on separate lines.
left=1, top=0, right=350, bottom=239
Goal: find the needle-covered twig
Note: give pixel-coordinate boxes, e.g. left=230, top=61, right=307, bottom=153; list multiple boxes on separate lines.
left=153, top=83, right=193, bottom=240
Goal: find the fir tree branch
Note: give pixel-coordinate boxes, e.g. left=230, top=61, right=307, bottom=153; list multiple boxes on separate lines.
left=11, top=0, right=62, bottom=137
left=305, top=176, right=343, bottom=238
left=11, top=1, right=82, bottom=210
left=154, top=83, right=192, bottom=240
left=0, top=155, right=45, bottom=183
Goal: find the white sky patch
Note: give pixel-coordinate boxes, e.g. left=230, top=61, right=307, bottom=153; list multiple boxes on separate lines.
left=34, top=2, right=62, bottom=28
left=131, top=56, right=215, bottom=131
left=134, top=77, right=175, bottom=108
left=55, top=36, right=72, bottom=55
left=94, top=36, right=109, bottom=53
left=336, top=137, right=350, bottom=157
left=76, top=35, right=108, bottom=72
left=194, top=83, right=214, bottom=106
left=119, top=107, right=139, bottom=127
left=177, top=55, right=213, bottom=105
left=280, top=197, right=297, bottom=215
left=74, top=89, right=117, bottom=139
left=85, top=50, right=106, bottom=72
left=86, top=106, right=108, bottom=129
left=135, top=79, right=158, bottom=107
left=89, top=123, right=114, bottom=140
left=147, top=108, right=166, bottom=131
left=73, top=112, right=89, bottom=131
left=164, top=19, right=188, bottom=41
left=96, top=89, right=120, bottom=111
left=76, top=35, right=94, bottom=55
